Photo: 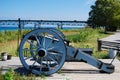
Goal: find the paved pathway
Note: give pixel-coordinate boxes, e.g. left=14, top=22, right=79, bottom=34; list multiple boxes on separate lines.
left=0, top=57, right=120, bottom=80
left=100, top=31, right=120, bottom=43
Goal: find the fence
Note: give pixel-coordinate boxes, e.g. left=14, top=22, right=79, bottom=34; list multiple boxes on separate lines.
left=97, top=39, right=120, bottom=51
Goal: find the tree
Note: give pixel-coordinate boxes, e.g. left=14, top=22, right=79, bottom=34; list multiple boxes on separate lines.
left=87, top=0, right=120, bottom=32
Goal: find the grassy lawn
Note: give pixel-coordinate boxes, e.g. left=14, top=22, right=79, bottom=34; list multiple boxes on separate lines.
left=0, top=28, right=115, bottom=58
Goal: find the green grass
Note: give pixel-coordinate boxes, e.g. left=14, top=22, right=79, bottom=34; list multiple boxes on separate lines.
left=0, top=30, right=31, bottom=43
left=0, top=67, right=36, bottom=80
left=0, top=31, right=18, bottom=43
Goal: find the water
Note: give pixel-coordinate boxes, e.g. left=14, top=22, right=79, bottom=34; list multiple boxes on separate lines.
left=0, top=25, right=85, bottom=32
left=0, top=26, right=18, bottom=31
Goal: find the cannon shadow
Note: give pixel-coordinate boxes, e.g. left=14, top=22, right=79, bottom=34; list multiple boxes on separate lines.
left=14, top=67, right=31, bottom=75
left=7, top=65, right=106, bottom=75
left=60, top=69, right=102, bottom=74
left=14, top=67, right=103, bottom=75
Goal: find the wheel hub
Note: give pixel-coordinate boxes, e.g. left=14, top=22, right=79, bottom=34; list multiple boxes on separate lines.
left=37, top=48, right=47, bottom=57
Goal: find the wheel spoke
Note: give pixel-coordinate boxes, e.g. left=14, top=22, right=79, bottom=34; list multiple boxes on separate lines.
left=46, top=39, right=53, bottom=49
left=48, top=53, right=60, bottom=62
left=45, top=58, right=51, bottom=71
left=24, top=56, right=33, bottom=60
left=24, top=53, right=37, bottom=60
left=48, top=51, right=62, bottom=57
left=48, top=56, right=58, bottom=65
left=40, top=35, right=46, bottom=48
left=48, top=49, right=63, bottom=54
left=46, top=38, right=60, bottom=49
left=46, top=46, right=55, bottom=51
left=27, top=40, right=38, bottom=48
left=39, top=58, right=43, bottom=73
left=43, top=36, right=46, bottom=48
left=47, top=46, right=61, bottom=51
left=31, top=58, right=39, bottom=67
left=34, top=34, right=41, bottom=46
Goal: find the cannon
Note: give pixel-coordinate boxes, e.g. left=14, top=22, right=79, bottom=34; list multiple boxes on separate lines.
left=19, top=28, right=114, bottom=76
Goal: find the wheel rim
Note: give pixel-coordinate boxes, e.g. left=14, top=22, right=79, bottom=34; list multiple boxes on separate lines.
left=19, top=29, right=66, bottom=75
left=50, top=28, right=65, bottom=39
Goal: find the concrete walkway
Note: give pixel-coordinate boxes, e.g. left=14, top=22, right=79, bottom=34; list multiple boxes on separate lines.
left=100, top=31, right=120, bottom=43
left=0, top=57, right=120, bottom=80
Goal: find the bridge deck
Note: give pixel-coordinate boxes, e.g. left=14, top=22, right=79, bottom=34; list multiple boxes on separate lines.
left=0, top=19, right=87, bottom=28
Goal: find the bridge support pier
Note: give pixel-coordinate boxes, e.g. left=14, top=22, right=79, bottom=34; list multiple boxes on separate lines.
left=57, top=24, right=63, bottom=29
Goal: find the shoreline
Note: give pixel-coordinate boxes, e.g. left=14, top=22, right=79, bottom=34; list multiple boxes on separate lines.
left=0, top=26, right=84, bottom=32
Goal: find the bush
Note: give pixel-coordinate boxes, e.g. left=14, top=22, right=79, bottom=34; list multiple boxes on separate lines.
left=4, top=68, right=14, bottom=80
left=93, top=51, right=109, bottom=59
left=66, top=28, right=92, bottom=42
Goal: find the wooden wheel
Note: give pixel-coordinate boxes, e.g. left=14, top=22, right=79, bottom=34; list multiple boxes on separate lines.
left=19, top=28, right=66, bottom=75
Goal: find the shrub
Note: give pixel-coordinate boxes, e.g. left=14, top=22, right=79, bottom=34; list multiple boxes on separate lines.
left=2, top=68, right=36, bottom=80
left=93, top=51, right=109, bottom=59
left=4, top=68, right=14, bottom=80
left=66, top=28, right=91, bottom=42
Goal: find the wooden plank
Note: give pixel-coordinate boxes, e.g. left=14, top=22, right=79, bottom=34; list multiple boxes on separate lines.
left=98, top=40, right=120, bottom=50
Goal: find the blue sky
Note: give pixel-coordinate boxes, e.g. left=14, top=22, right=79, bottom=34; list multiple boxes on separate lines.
left=0, top=0, right=95, bottom=20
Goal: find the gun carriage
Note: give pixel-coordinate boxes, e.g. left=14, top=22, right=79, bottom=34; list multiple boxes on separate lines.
left=19, top=28, right=114, bottom=76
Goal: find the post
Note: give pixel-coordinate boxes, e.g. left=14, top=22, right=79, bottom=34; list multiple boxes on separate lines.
left=97, top=39, right=102, bottom=51
left=17, top=18, right=21, bottom=55
left=56, top=24, right=60, bottom=29
left=38, top=22, right=41, bottom=28
left=18, top=18, right=22, bottom=35
left=34, top=23, right=37, bottom=29
left=60, top=22, right=63, bottom=29
left=61, top=25, right=63, bottom=29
